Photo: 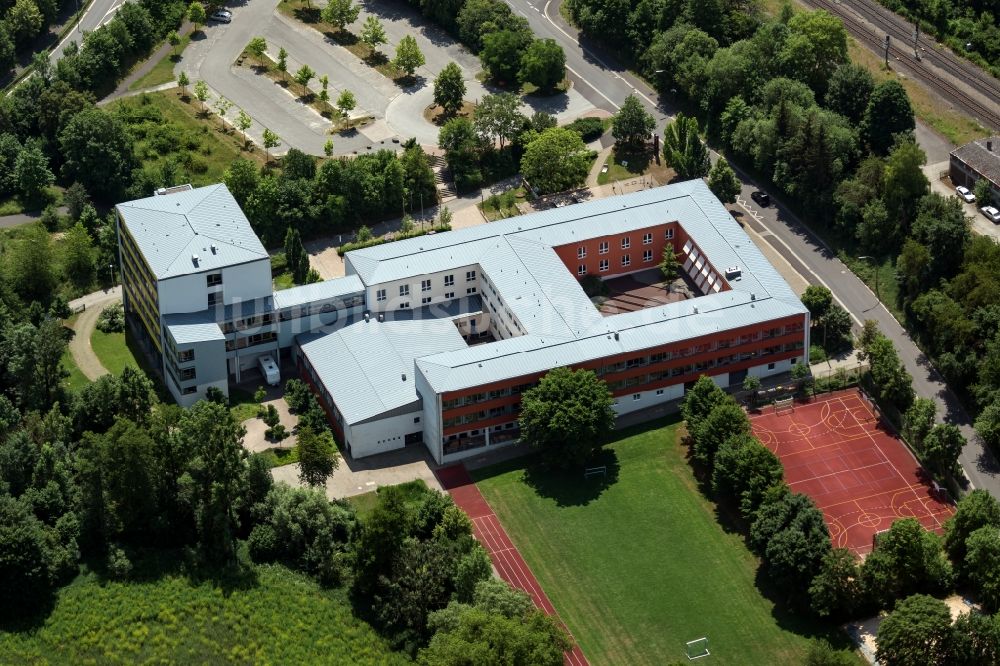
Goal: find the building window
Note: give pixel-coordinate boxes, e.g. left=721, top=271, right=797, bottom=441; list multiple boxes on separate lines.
left=376, top=289, right=386, bottom=302
left=599, top=259, right=609, bottom=272
left=643, top=249, right=653, bottom=262
left=666, top=228, right=675, bottom=239
left=207, top=292, right=220, bottom=307
left=178, top=349, right=195, bottom=363
left=399, top=285, right=410, bottom=297
left=577, top=264, right=587, bottom=276
left=621, top=255, right=631, bottom=267
left=182, top=386, right=197, bottom=395
left=422, top=296, right=432, bottom=304
left=445, top=291, right=455, bottom=299
left=621, top=237, right=630, bottom=249
left=399, top=302, right=410, bottom=309
left=467, top=287, right=477, bottom=294
left=633, top=393, right=641, bottom=401
left=599, top=241, right=609, bottom=254
left=414, top=416, right=421, bottom=423
left=445, top=275, right=454, bottom=287
left=577, top=246, right=586, bottom=259
left=768, top=363, right=775, bottom=370
left=642, top=233, right=652, bottom=245
left=466, top=270, right=476, bottom=282
left=421, top=279, right=431, bottom=292
left=656, top=388, right=664, bottom=395
left=180, top=367, right=197, bottom=381
left=206, top=273, right=222, bottom=286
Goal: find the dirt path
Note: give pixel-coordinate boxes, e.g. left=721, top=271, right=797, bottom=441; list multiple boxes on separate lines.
left=69, top=292, right=122, bottom=381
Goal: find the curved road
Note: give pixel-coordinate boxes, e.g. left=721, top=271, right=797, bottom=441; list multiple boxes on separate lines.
left=510, top=0, right=1000, bottom=497
left=49, top=0, right=127, bottom=64
left=68, top=287, right=122, bottom=380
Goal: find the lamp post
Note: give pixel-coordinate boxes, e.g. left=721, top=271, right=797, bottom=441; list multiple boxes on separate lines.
left=858, top=255, right=879, bottom=304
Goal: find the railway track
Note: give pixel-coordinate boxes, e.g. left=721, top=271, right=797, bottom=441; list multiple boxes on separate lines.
left=807, top=0, right=1000, bottom=131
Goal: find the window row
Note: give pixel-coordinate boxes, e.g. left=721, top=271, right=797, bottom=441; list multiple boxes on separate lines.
left=442, top=382, right=536, bottom=410
left=595, top=331, right=798, bottom=376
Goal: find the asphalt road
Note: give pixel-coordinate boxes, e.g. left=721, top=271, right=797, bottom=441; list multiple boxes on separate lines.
left=49, top=0, right=126, bottom=64
left=519, top=0, right=1000, bottom=498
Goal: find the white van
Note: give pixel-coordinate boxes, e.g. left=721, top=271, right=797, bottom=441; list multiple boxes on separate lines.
left=258, top=355, right=280, bottom=386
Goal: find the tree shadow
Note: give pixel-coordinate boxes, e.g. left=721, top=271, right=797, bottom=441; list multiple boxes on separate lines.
left=521, top=448, right=621, bottom=507
left=294, top=6, right=321, bottom=22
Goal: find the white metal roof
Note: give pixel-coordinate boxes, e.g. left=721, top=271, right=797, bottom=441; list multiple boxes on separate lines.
left=272, top=275, right=365, bottom=310
left=116, top=184, right=267, bottom=280
left=299, top=319, right=468, bottom=425
left=164, top=311, right=226, bottom=345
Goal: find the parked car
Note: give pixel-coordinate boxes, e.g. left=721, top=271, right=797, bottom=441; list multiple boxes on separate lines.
left=956, top=185, right=976, bottom=203
left=981, top=205, right=1000, bottom=223
left=210, top=10, right=232, bottom=23
left=750, top=191, right=770, bottom=207
left=258, top=355, right=280, bottom=386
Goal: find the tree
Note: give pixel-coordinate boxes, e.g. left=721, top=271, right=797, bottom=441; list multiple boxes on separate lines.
left=946, top=489, right=1000, bottom=566
left=974, top=178, right=992, bottom=206
left=193, top=79, right=210, bottom=113
left=434, top=62, right=466, bottom=117
left=276, top=47, right=288, bottom=82
left=168, top=30, right=181, bottom=57
left=360, top=16, right=387, bottom=50
left=864, top=80, right=916, bottom=156
left=519, top=367, right=615, bottom=468
left=712, top=433, right=784, bottom=518
left=296, top=426, right=339, bottom=488
left=0, top=495, right=71, bottom=614
left=321, top=0, right=361, bottom=31
left=481, top=29, right=532, bottom=84
left=611, top=94, right=655, bottom=146
left=883, top=140, right=928, bottom=228
left=751, top=491, right=832, bottom=600
left=393, top=35, right=425, bottom=78
left=825, top=63, right=875, bottom=124
left=681, top=375, right=728, bottom=435
left=692, top=400, right=750, bottom=469
left=439, top=117, right=482, bottom=190
left=59, top=108, right=136, bottom=201
left=8, top=0, right=43, bottom=48
left=318, top=75, right=330, bottom=103
left=801, top=285, right=833, bottom=320
left=910, top=193, right=970, bottom=282
left=903, top=398, right=936, bottom=452
left=214, top=96, right=233, bottom=129
left=780, top=10, right=848, bottom=97
left=976, top=398, right=1000, bottom=452
left=659, top=245, right=680, bottom=280
left=62, top=222, right=97, bottom=285
left=876, top=594, right=955, bottom=666
left=518, top=38, right=565, bottom=92
left=246, top=36, right=267, bottom=68
left=294, top=64, right=316, bottom=91
left=235, top=109, right=252, bottom=146
left=707, top=157, right=740, bottom=204
left=262, top=128, right=281, bottom=162
left=224, top=158, right=260, bottom=206
left=473, top=93, right=523, bottom=149
left=856, top=199, right=894, bottom=253
left=520, top=127, right=591, bottom=195
left=922, top=424, right=965, bottom=477
left=324, top=139, right=335, bottom=157
left=866, top=334, right=916, bottom=413
left=663, top=113, right=709, bottom=180
left=177, top=71, right=190, bottom=96
left=14, top=143, right=54, bottom=205
left=809, top=548, right=861, bottom=619
left=188, top=1, right=207, bottom=31
left=965, top=526, right=1000, bottom=611
left=336, top=89, right=356, bottom=120
left=951, top=611, right=1000, bottom=666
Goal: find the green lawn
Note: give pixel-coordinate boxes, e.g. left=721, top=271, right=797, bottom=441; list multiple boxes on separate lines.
left=129, top=34, right=192, bottom=91
left=0, top=562, right=408, bottom=664
left=91, top=328, right=140, bottom=376
left=473, top=420, right=861, bottom=666
left=597, top=145, right=675, bottom=186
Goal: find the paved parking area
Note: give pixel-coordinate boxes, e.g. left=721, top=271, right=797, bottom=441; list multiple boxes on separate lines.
left=925, top=160, right=1000, bottom=241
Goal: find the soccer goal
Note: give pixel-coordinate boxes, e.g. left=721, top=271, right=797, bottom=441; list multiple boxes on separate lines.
left=686, top=637, right=710, bottom=660
left=873, top=528, right=891, bottom=551
left=774, top=397, right=795, bottom=414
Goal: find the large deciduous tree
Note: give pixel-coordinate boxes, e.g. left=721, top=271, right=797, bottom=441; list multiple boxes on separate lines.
left=876, top=594, right=955, bottom=665
left=518, top=38, right=565, bottom=92
left=434, top=62, right=466, bottom=116
left=611, top=94, right=655, bottom=147
left=863, top=80, right=916, bottom=156
left=922, top=423, right=966, bottom=477
left=824, top=63, right=875, bottom=124
left=662, top=113, right=709, bottom=180
left=707, top=157, right=740, bottom=204
left=519, top=367, right=615, bottom=468
left=780, top=10, right=848, bottom=97
left=480, top=29, right=532, bottom=84
left=59, top=108, right=136, bottom=201
left=14, top=143, right=54, bottom=205
left=520, top=127, right=591, bottom=195
left=360, top=16, right=388, bottom=51
left=322, top=0, right=360, bottom=30
left=473, top=93, right=524, bottom=149
left=945, top=489, right=1000, bottom=566
left=393, top=35, right=425, bottom=77
left=296, top=426, right=339, bottom=488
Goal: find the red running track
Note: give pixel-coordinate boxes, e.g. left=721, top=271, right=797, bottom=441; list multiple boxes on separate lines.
left=436, top=464, right=588, bottom=666
left=750, top=389, right=954, bottom=556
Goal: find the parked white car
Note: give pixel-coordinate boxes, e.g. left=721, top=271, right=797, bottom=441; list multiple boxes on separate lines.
left=981, top=205, right=1000, bottom=224
left=956, top=185, right=976, bottom=203
left=210, top=9, right=232, bottom=23
left=258, top=355, right=280, bottom=386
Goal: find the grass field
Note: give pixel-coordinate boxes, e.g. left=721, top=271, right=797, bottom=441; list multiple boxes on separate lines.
left=129, top=34, right=192, bottom=91
left=473, top=419, right=861, bottom=666
left=91, top=328, right=140, bottom=376
left=0, top=563, right=408, bottom=665
left=597, top=145, right=674, bottom=186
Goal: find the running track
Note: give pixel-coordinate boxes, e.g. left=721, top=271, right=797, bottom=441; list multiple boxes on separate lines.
left=436, top=464, right=588, bottom=666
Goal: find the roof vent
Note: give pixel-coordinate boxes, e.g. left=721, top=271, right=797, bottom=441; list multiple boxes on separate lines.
left=364, top=312, right=370, bottom=322
left=693, top=306, right=699, bottom=314
left=210, top=244, right=218, bottom=254
left=402, top=373, right=407, bottom=381
left=751, top=293, right=756, bottom=301
left=191, top=254, right=199, bottom=266
left=613, top=331, right=619, bottom=340
left=725, top=266, right=742, bottom=280
left=378, top=313, right=384, bottom=322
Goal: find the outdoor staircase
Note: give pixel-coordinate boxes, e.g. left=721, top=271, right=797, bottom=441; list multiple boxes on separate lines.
left=427, top=153, right=457, bottom=202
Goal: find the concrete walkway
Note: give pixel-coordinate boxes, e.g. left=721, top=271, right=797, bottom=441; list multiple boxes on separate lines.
left=68, top=288, right=122, bottom=381
left=101, top=21, right=194, bottom=104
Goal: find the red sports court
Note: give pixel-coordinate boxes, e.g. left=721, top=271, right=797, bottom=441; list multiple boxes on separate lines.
left=749, top=389, right=954, bottom=556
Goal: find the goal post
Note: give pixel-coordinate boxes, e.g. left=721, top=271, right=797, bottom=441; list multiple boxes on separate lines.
left=774, top=397, right=794, bottom=414
left=686, top=637, right=710, bottom=660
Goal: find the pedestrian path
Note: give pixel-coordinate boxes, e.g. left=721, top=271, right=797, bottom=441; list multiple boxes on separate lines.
left=436, top=464, right=588, bottom=666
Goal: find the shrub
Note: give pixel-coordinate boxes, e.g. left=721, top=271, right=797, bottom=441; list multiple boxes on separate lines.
left=580, top=274, right=608, bottom=298
left=96, top=303, right=126, bottom=333
left=565, top=116, right=605, bottom=142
